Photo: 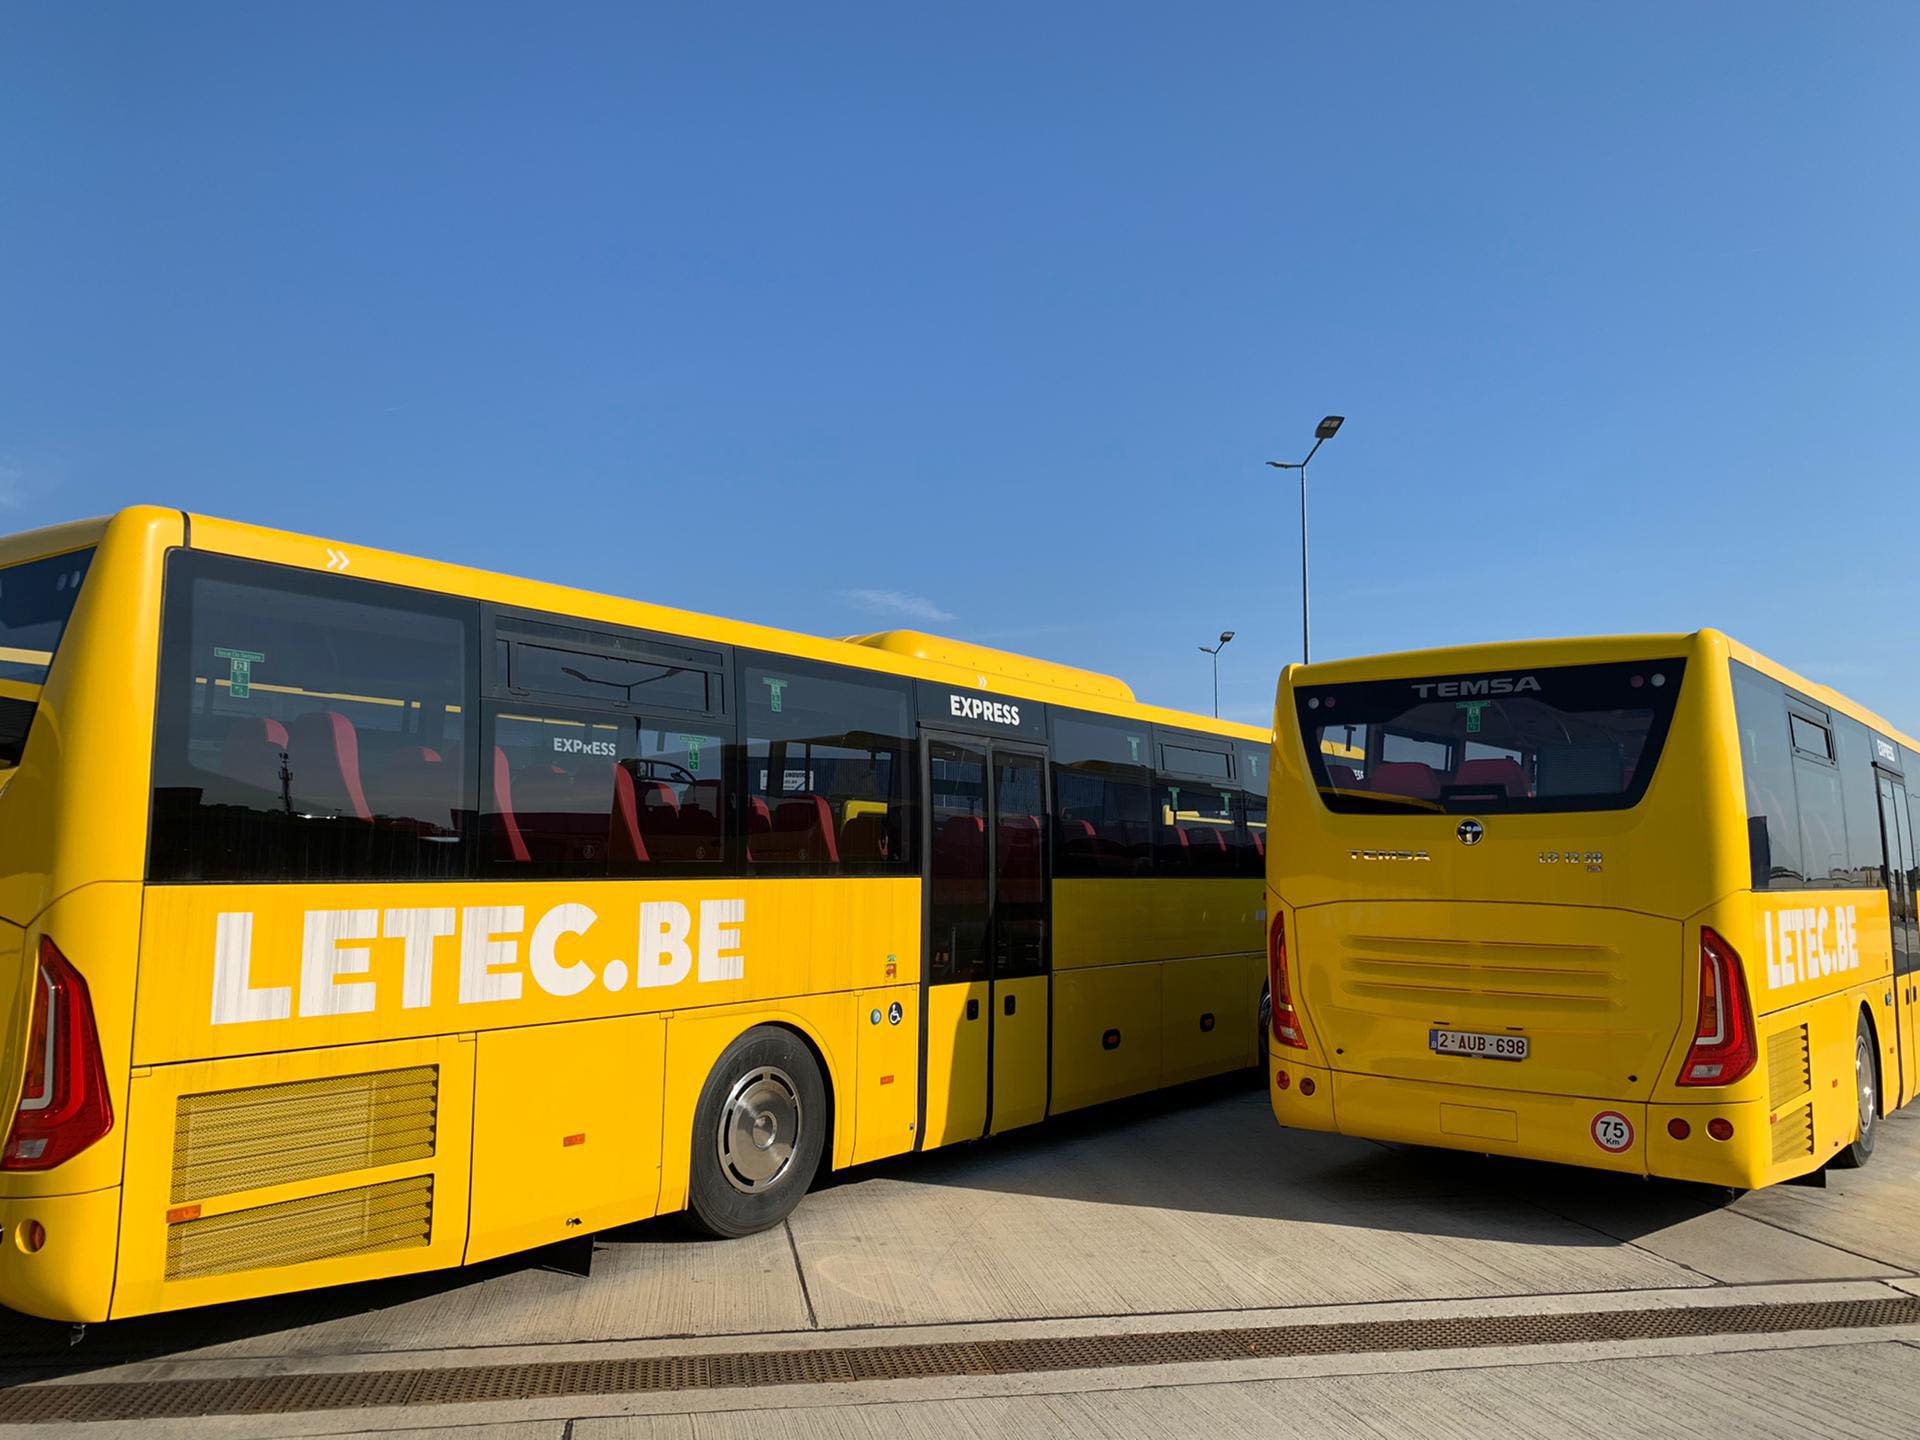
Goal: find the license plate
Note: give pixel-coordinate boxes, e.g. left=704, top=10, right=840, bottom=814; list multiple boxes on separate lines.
left=1430, top=1028, right=1529, bottom=1061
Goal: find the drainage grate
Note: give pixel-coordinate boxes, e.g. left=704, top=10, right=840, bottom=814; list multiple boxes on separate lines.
left=2, top=1295, right=1916, bottom=1425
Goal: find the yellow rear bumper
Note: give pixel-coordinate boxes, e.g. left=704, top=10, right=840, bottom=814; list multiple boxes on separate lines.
left=1269, top=1052, right=1779, bottom=1188
left=0, top=1185, right=121, bottom=1323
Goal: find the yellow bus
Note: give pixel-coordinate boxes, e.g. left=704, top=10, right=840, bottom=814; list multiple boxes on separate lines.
left=1266, top=631, right=1917, bottom=1190
left=0, top=507, right=1270, bottom=1323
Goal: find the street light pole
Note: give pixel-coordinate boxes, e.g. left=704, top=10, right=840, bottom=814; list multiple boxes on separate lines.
left=1266, top=416, right=1344, bottom=666
left=1197, top=630, right=1235, bottom=717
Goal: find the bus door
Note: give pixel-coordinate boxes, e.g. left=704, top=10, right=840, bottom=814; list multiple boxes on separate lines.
left=921, top=733, right=1051, bottom=1145
left=1875, top=771, right=1918, bottom=1105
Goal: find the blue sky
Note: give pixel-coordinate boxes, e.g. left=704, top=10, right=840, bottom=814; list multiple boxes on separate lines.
left=3, top=4, right=1916, bottom=729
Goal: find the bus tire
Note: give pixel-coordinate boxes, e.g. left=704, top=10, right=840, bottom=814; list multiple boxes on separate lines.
left=686, top=1026, right=828, bottom=1238
left=1829, top=1010, right=1879, bottom=1170
left=1257, top=985, right=1272, bottom=1066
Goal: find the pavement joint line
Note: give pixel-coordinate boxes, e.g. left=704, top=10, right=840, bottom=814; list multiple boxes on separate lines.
left=8, top=1278, right=1906, bottom=1390
left=1730, top=1203, right=1912, bottom=1274
left=782, top=1220, right=819, bottom=1331
left=2, top=1292, right=1918, bottom=1427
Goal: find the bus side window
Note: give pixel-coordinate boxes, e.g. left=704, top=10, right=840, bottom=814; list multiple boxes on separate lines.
left=1050, top=712, right=1153, bottom=878
left=149, top=552, right=476, bottom=883
left=741, top=657, right=914, bottom=873
left=1730, top=662, right=1804, bottom=888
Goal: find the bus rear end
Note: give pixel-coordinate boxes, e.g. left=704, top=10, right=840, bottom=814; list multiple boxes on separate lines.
left=1265, top=632, right=1835, bottom=1188
left=0, top=510, right=175, bottom=1322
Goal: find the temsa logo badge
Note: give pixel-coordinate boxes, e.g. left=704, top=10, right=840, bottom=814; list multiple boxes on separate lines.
left=1456, top=818, right=1484, bottom=846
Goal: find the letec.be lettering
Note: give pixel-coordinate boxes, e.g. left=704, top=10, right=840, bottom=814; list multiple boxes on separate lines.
left=1761, top=903, right=1860, bottom=991
left=210, top=899, right=746, bottom=1025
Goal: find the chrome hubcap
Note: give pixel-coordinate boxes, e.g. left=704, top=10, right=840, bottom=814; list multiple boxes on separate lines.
left=1856, top=1033, right=1875, bottom=1139
left=719, top=1066, right=801, bottom=1193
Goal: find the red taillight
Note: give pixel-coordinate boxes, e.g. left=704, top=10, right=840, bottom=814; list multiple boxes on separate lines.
left=3, top=937, right=113, bottom=1171
left=1676, top=927, right=1757, bottom=1088
left=1268, top=913, right=1307, bottom=1050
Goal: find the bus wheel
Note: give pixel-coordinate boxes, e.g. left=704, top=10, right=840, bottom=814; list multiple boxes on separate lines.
left=1257, top=986, right=1272, bottom=1064
left=1829, top=1012, right=1878, bottom=1170
left=687, top=1027, right=828, bottom=1237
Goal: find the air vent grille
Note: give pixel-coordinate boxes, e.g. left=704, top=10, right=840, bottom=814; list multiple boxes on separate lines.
left=1766, top=1025, right=1810, bottom=1111
left=171, top=1066, right=438, bottom=1204
left=166, top=1175, right=433, bottom=1281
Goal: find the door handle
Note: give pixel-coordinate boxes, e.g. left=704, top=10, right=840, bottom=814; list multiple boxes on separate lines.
left=966, top=998, right=980, bottom=1021
left=1004, top=993, right=1017, bottom=1016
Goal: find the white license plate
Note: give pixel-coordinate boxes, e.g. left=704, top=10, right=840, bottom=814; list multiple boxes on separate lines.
left=1430, top=1028, right=1529, bottom=1061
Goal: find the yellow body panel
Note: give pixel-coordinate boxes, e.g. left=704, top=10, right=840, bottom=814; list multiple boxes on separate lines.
left=1160, top=952, right=1263, bottom=1086
left=923, top=981, right=989, bottom=1147
left=851, top=983, right=920, bottom=1164
left=1268, top=629, right=1918, bottom=1187
left=1051, top=962, right=1162, bottom=1113
left=113, top=1033, right=475, bottom=1319
left=990, top=975, right=1049, bottom=1134
left=467, top=1015, right=666, bottom=1263
left=1053, top=878, right=1262, bottom=970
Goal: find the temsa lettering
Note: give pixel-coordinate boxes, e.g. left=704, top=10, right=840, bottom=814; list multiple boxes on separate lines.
left=1410, top=675, right=1542, bottom=699
left=209, top=898, right=747, bottom=1025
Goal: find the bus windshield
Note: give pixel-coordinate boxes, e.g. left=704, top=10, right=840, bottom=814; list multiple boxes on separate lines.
left=1297, top=657, right=1685, bottom=814
left=0, top=548, right=95, bottom=767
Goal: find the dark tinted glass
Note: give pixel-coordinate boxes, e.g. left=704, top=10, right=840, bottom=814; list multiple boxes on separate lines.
left=1155, top=773, right=1239, bottom=875
left=1051, top=711, right=1152, bottom=877
left=1834, top=717, right=1884, bottom=887
left=1238, top=742, right=1270, bottom=878
left=1732, top=662, right=1801, bottom=886
left=994, top=751, right=1048, bottom=977
left=514, top=642, right=710, bottom=713
left=1300, top=660, right=1684, bottom=815
left=0, top=548, right=94, bottom=768
left=743, top=657, right=914, bottom=871
left=1789, top=713, right=1833, bottom=760
left=1161, top=742, right=1232, bottom=780
left=150, top=553, right=475, bottom=881
left=928, top=739, right=989, bottom=983
left=483, top=703, right=729, bottom=873
left=1791, top=730, right=1850, bottom=887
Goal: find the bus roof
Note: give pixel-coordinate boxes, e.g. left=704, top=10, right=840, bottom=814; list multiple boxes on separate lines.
left=87, top=506, right=1266, bottom=743
left=1289, top=629, right=1919, bottom=755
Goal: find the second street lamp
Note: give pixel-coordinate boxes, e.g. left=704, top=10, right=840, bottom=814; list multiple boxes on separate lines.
left=1198, top=630, right=1235, bottom=717
left=1266, top=415, right=1344, bottom=666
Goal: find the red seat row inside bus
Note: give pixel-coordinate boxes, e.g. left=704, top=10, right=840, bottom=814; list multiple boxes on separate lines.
left=1328, top=756, right=1539, bottom=800
left=217, top=712, right=904, bottom=866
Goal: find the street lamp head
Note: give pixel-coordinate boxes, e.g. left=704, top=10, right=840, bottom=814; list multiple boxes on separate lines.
left=1219, top=631, right=1235, bottom=645
left=1315, top=415, right=1345, bottom=440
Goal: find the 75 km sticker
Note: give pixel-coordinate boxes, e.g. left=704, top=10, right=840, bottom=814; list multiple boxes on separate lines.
left=1591, top=1111, right=1635, bottom=1154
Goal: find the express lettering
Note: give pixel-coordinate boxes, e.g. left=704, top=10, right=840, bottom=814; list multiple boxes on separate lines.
left=209, top=899, right=747, bottom=1025
left=1410, top=676, right=1543, bottom=699
left=1761, top=903, right=1860, bottom=991
left=553, top=737, right=619, bottom=757
left=949, top=694, right=1022, bottom=727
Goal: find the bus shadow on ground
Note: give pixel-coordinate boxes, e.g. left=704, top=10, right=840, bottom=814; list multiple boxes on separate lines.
left=0, top=1073, right=1747, bottom=1382
left=850, top=1070, right=1746, bottom=1248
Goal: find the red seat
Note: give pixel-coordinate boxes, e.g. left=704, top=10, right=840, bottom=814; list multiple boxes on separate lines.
left=286, top=712, right=372, bottom=820
left=753, top=793, right=838, bottom=863
left=1453, top=758, right=1527, bottom=798
left=608, top=765, right=649, bottom=865
left=491, top=747, right=530, bottom=861
left=220, top=716, right=288, bottom=794
left=1325, top=763, right=1361, bottom=789
left=745, top=796, right=773, bottom=861
left=1369, top=761, right=1441, bottom=800
left=841, top=812, right=891, bottom=861
left=632, top=778, right=680, bottom=861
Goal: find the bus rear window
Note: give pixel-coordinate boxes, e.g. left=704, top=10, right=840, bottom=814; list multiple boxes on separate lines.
left=1297, top=658, right=1685, bottom=814
left=0, top=548, right=95, bottom=767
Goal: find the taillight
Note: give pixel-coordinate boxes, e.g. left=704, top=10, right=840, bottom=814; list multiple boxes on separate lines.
left=1676, top=927, right=1757, bottom=1087
left=2, top=937, right=113, bottom=1170
left=1268, top=913, right=1307, bottom=1050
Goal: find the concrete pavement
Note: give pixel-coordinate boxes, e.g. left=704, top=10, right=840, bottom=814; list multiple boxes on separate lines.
left=2, top=1074, right=1916, bottom=1435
